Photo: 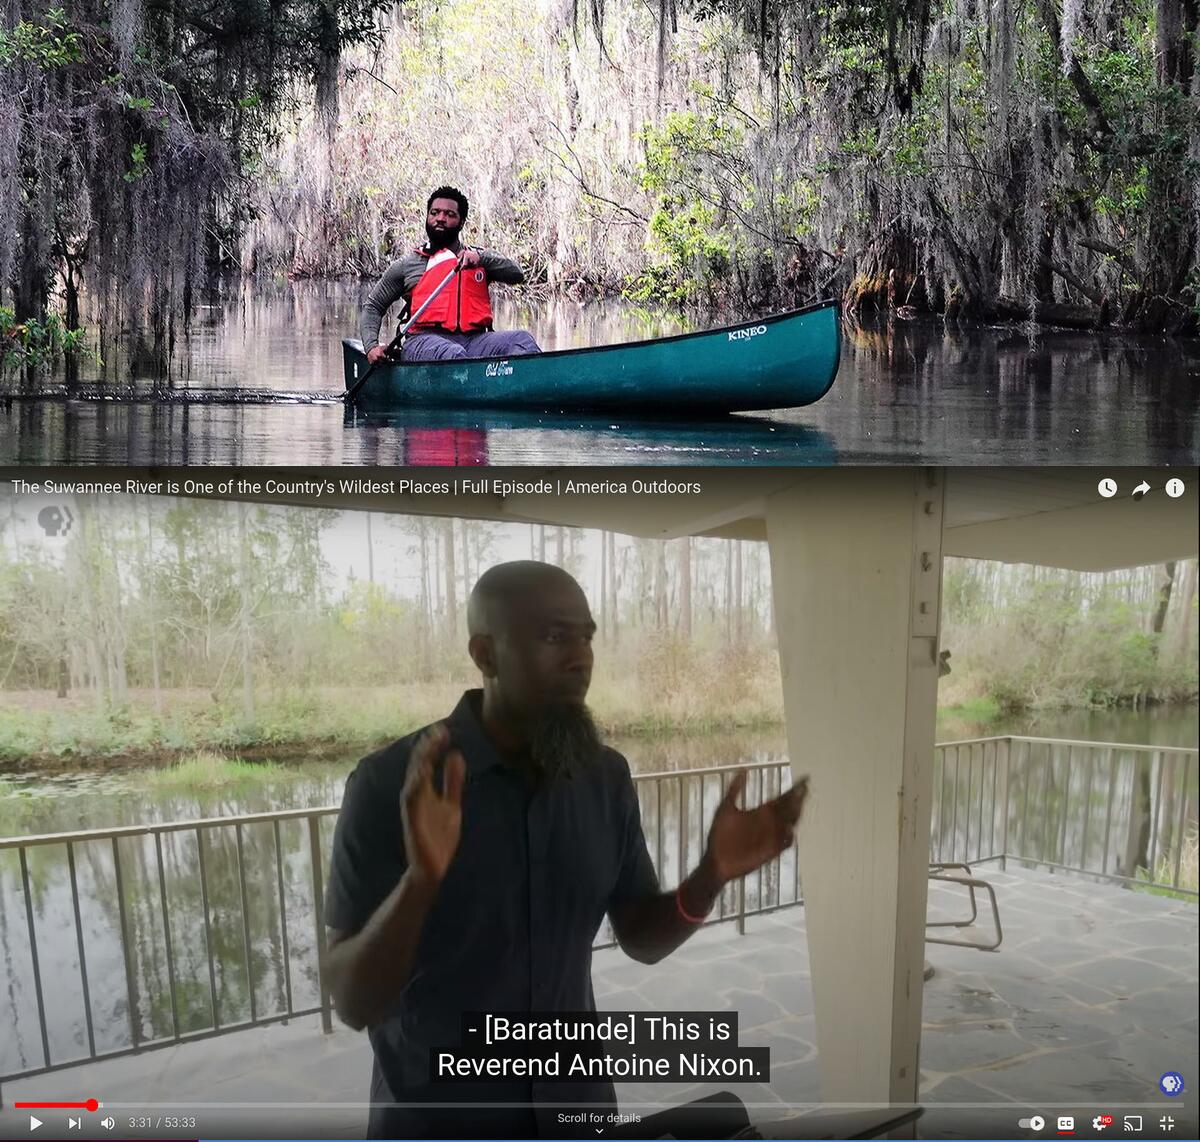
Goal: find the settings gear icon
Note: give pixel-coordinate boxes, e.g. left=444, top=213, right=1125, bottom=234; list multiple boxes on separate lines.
left=1159, top=1072, right=1184, bottom=1096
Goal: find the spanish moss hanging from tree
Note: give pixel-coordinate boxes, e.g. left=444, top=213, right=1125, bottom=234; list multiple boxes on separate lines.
left=0, top=0, right=396, bottom=375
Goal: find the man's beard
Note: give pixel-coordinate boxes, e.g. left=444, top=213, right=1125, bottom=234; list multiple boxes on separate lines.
left=425, top=221, right=461, bottom=251
left=528, top=702, right=602, bottom=783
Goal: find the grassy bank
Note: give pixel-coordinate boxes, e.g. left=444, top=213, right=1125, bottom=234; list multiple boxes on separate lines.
left=0, top=661, right=787, bottom=769
left=145, top=751, right=286, bottom=790
left=3, top=660, right=1194, bottom=772
left=937, top=696, right=1003, bottom=724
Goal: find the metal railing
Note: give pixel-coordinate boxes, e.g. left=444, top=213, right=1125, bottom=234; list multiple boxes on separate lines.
left=599, top=760, right=803, bottom=949
left=0, top=761, right=799, bottom=1087
left=1, top=807, right=339, bottom=1087
left=1, top=737, right=1196, bottom=1086
left=931, top=736, right=1198, bottom=894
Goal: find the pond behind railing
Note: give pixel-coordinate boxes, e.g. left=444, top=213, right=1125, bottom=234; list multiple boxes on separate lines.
left=1, top=738, right=1195, bottom=1084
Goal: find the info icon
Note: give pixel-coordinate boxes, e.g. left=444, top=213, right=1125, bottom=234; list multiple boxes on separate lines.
left=1159, top=1072, right=1184, bottom=1096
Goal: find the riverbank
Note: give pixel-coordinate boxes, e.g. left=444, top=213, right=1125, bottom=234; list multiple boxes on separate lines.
left=0, top=667, right=787, bottom=771
left=2, top=681, right=1196, bottom=774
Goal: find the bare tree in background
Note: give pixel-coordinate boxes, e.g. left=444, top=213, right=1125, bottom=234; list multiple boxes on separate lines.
left=366, top=513, right=375, bottom=584
left=678, top=537, right=692, bottom=640
left=237, top=502, right=256, bottom=726
left=143, top=503, right=163, bottom=714
left=654, top=543, right=668, bottom=630
left=599, top=530, right=609, bottom=639
left=443, top=519, right=458, bottom=641
left=1173, top=561, right=1197, bottom=662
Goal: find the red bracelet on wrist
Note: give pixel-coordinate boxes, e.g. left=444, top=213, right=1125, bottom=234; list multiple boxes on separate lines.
left=675, top=881, right=709, bottom=925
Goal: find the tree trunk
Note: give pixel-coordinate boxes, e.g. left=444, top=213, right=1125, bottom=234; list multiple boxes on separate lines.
left=1151, top=562, right=1176, bottom=653
left=734, top=541, right=744, bottom=644
left=1171, top=560, right=1197, bottom=661
left=653, top=545, right=668, bottom=630
left=1158, top=756, right=1179, bottom=882
left=63, top=256, right=81, bottom=386
left=724, top=540, right=734, bottom=645
left=600, top=531, right=609, bottom=640
left=146, top=504, right=162, bottom=714
left=74, top=501, right=107, bottom=710
left=443, top=520, right=458, bottom=641
left=366, top=513, right=375, bottom=584
left=459, top=518, right=471, bottom=599
left=1149, top=0, right=1199, bottom=297
left=14, top=204, right=52, bottom=322
left=609, top=533, right=620, bottom=647
left=1122, top=756, right=1153, bottom=879
left=418, top=520, right=431, bottom=675
left=679, top=537, right=692, bottom=641
left=238, top=502, right=255, bottom=725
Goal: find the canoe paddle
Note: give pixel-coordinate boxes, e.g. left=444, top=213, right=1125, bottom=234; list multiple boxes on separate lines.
left=346, top=259, right=462, bottom=403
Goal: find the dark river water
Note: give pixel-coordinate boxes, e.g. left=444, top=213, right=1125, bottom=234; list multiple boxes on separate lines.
left=1, top=282, right=1196, bottom=466
left=2, top=707, right=1195, bottom=1078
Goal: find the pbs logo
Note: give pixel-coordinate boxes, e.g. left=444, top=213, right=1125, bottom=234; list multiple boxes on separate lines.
left=1159, top=1072, right=1184, bottom=1096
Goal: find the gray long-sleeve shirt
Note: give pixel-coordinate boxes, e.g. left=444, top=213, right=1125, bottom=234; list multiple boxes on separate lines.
left=359, top=242, right=526, bottom=351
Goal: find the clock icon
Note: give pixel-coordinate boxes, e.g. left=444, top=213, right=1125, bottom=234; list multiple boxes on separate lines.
left=1098, top=478, right=1118, bottom=498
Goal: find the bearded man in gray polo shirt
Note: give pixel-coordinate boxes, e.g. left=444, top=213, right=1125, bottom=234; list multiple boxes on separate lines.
left=324, top=561, right=808, bottom=1139
left=359, top=186, right=542, bottom=365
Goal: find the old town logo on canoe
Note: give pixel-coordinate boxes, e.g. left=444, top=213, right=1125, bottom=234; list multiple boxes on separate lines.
left=728, top=325, right=768, bottom=342
left=485, top=360, right=514, bottom=377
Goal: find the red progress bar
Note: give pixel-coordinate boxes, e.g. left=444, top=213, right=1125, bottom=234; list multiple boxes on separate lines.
left=15, top=1100, right=99, bottom=1112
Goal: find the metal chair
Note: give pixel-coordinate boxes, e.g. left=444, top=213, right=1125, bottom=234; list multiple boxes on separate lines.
left=926, top=861, right=1003, bottom=951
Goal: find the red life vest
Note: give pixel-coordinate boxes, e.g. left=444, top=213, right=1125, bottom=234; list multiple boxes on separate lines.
left=409, top=248, right=494, bottom=333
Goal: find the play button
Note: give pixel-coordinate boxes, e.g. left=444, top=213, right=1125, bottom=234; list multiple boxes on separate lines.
left=29, top=1116, right=43, bottom=1132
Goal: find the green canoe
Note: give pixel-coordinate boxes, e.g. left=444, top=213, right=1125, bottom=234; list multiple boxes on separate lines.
left=342, top=300, right=840, bottom=414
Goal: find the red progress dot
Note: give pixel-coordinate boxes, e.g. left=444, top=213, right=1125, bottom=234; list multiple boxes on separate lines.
left=86, top=1099, right=99, bottom=1113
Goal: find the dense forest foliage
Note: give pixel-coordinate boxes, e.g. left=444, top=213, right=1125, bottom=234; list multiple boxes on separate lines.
left=0, top=499, right=1194, bottom=760
left=0, top=0, right=396, bottom=370
left=1, top=0, right=1197, bottom=375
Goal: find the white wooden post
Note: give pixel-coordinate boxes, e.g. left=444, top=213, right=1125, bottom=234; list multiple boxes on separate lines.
left=765, top=468, right=944, bottom=1107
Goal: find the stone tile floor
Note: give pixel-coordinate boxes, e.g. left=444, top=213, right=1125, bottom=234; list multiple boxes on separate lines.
left=2, top=866, right=1195, bottom=1140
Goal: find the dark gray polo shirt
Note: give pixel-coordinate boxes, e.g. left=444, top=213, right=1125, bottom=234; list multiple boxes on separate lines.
left=324, top=690, right=659, bottom=1139
left=359, top=244, right=525, bottom=351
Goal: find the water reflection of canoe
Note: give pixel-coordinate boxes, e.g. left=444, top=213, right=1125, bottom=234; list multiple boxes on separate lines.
left=342, top=405, right=840, bottom=466
left=342, top=300, right=840, bottom=414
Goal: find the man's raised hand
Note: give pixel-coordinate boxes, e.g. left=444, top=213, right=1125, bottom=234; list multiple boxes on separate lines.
left=703, top=772, right=809, bottom=885
left=400, top=724, right=466, bottom=886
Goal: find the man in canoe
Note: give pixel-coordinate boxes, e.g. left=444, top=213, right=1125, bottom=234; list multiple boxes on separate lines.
left=324, top=561, right=810, bottom=1138
left=360, top=186, right=542, bottom=364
